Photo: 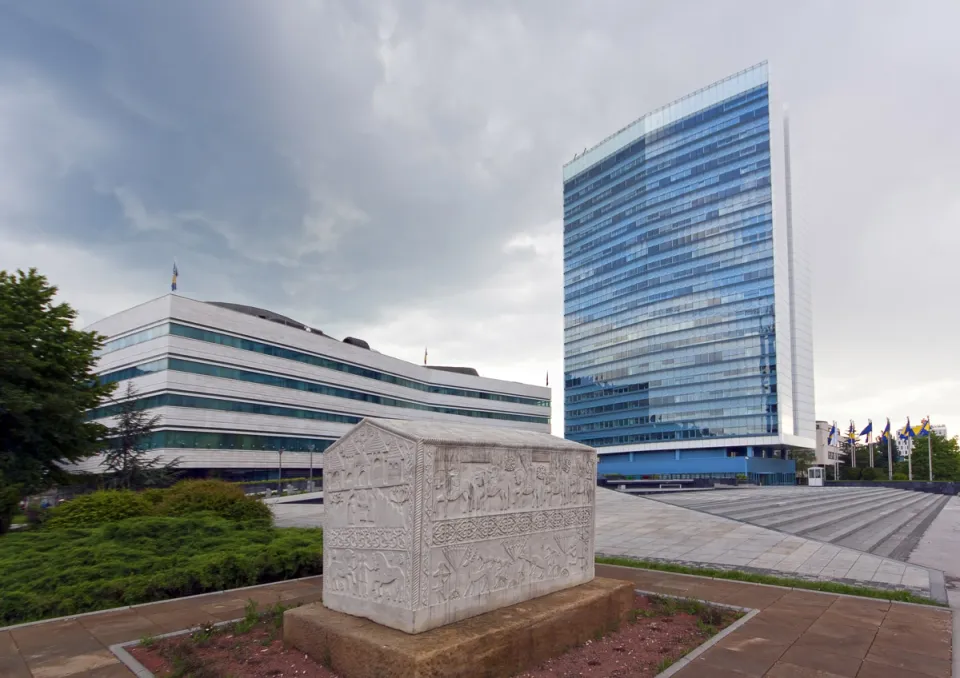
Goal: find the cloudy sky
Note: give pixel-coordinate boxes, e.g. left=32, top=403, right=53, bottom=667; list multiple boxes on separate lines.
left=1, top=0, right=957, bottom=439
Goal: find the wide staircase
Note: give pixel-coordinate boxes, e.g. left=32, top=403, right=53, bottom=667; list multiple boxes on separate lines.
left=650, top=486, right=949, bottom=559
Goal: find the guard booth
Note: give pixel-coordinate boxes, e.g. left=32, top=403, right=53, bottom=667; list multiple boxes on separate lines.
left=808, top=466, right=825, bottom=487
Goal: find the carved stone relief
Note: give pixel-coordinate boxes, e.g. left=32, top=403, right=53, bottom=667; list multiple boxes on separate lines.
left=322, top=419, right=596, bottom=634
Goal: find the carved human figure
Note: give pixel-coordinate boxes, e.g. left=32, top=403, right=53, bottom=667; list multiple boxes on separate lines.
left=511, top=469, right=534, bottom=509
left=469, top=470, right=486, bottom=513
left=436, top=471, right=469, bottom=519
left=356, top=491, right=373, bottom=525
left=431, top=561, right=453, bottom=602
left=483, top=466, right=507, bottom=512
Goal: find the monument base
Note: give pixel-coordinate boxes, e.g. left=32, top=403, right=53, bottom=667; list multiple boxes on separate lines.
left=284, top=577, right=634, bottom=678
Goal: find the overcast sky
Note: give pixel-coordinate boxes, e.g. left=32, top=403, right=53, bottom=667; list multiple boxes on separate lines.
left=1, top=0, right=957, bottom=440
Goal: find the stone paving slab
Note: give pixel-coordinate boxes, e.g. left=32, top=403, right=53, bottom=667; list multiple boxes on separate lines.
left=596, top=563, right=952, bottom=678
left=595, top=488, right=945, bottom=601
left=0, top=577, right=324, bottom=678
left=651, top=486, right=951, bottom=561
left=0, top=569, right=951, bottom=677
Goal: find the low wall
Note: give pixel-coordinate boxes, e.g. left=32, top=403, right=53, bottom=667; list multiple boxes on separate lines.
left=827, top=480, right=960, bottom=495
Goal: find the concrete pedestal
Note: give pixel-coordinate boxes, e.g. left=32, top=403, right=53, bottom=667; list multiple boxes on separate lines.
left=284, top=577, right=634, bottom=678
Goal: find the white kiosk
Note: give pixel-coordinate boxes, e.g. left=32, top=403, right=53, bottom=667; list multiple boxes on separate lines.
left=808, top=466, right=825, bottom=487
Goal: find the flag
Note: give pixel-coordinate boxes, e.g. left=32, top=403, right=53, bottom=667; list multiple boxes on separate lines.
left=918, top=417, right=932, bottom=437
left=880, top=418, right=891, bottom=441
left=171, top=262, right=178, bottom=292
left=901, top=418, right=915, bottom=439
left=546, top=371, right=549, bottom=387
left=860, top=420, right=873, bottom=444
left=827, top=422, right=839, bottom=446
left=845, top=421, right=858, bottom=443
left=423, top=347, right=428, bottom=365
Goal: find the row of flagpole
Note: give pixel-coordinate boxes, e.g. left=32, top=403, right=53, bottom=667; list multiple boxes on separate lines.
left=826, top=417, right=935, bottom=481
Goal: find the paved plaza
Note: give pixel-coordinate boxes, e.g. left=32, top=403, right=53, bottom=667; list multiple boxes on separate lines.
left=0, top=569, right=950, bottom=678
left=594, top=488, right=945, bottom=601
left=651, top=486, right=950, bottom=559
left=271, top=487, right=947, bottom=601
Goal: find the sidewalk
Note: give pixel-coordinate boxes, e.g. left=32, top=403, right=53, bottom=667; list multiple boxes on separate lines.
left=0, top=570, right=951, bottom=677
left=0, top=577, right=324, bottom=678
left=597, top=563, right=952, bottom=677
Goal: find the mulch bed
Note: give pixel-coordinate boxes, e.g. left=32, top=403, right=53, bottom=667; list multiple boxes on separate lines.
left=130, top=594, right=740, bottom=677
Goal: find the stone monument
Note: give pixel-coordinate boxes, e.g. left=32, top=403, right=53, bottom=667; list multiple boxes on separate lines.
left=320, top=418, right=597, bottom=634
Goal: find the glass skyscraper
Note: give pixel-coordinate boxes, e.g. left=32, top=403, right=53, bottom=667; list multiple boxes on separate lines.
left=563, top=63, right=814, bottom=483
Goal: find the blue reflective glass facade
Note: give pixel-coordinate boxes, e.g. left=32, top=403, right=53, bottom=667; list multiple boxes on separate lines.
left=564, top=65, right=784, bottom=452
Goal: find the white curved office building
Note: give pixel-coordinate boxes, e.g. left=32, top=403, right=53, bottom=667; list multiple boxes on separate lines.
left=81, top=295, right=551, bottom=480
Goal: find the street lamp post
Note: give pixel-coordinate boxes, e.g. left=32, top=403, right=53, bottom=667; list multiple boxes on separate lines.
left=308, top=444, right=315, bottom=491
left=277, top=448, right=284, bottom=493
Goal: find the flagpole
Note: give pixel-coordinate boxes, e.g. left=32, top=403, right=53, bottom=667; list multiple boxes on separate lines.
left=907, top=431, right=913, bottom=481
left=928, top=416, right=933, bottom=482
left=886, top=432, right=892, bottom=481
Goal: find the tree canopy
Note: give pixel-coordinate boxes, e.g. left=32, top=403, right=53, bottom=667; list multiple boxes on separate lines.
left=895, top=433, right=960, bottom=481
left=101, top=383, right=180, bottom=490
left=0, top=269, right=115, bottom=531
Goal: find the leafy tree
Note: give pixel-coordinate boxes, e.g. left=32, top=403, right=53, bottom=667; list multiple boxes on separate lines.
left=0, top=269, right=115, bottom=533
left=101, top=383, right=180, bottom=490
left=792, top=449, right=816, bottom=475
left=895, top=433, right=960, bottom=481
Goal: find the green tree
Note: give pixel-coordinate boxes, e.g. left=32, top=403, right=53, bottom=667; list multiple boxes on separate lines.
left=792, top=449, right=816, bottom=475
left=0, top=269, right=115, bottom=533
left=101, top=383, right=180, bottom=490
left=899, top=433, right=960, bottom=481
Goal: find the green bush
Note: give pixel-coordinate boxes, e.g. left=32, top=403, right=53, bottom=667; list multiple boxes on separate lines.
left=0, top=515, right=323, bottom=625
left=860, top=467, right=880, bottom=481
left=156, top=480, right=272, bottom=523
left=46, top=490, right=152, bottom=528
left=893, top=473, right=909, bottom=481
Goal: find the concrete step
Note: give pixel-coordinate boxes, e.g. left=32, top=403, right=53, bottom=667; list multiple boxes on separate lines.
left=752, top=490, right=916, bottom=531
left=765, top=491, right=914, bottom=535
left=874, top=495, right=950, bottom=560
left=832, top=493, right=941, bottom=554
left=667, top=488, right=893, bottom=516
left=719, top=488, right=896, bottom=522
left=799, top=491, right=933, bottom=544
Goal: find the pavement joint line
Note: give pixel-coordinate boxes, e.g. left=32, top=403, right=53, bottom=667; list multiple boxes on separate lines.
left=629, top=590, right=759, bottom=678
left=646, top=487, right=946, bottom=563
left=0, top=575, right=323, bottom=632
left=109, top=590, right=762, bottom=678
left=596, top=561, right=948, bottom=609
left=110, top=616, right=245, bottom=678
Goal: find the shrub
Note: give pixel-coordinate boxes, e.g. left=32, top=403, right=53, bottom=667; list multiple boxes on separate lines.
left=860, top=467, right=880, bottom=481
left=157, top=480, right=272, bottom=523
left=0, top=516, right=323, bottom=625
left=46, top=490, right=152, bottom=528
left=893, top=473, right=909, bottom=481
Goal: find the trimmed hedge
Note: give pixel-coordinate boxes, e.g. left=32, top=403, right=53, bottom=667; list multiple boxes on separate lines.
left=155, top=480, right=272, bottom=523
left=0, top=516, right=323, bottom=625
left=45, top=490, right=153, bottom=528
left=44, top=480, right=272, bottom=529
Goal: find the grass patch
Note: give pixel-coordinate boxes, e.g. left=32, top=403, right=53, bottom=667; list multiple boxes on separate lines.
left=10, top=515, right=26, bottom=525
left=597, top=555, right=946, bottom=607
left=0, top=516, right=322, bottom=626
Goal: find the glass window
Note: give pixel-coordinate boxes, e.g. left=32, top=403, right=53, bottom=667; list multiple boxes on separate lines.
left=96, top=358, right=551, bottom=426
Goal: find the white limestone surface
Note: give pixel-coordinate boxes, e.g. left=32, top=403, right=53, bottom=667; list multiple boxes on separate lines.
left=322, top=418, right=596, bottom=634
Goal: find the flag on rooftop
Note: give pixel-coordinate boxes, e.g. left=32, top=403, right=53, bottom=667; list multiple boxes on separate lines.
left=171, top=261, right=178, bottom=292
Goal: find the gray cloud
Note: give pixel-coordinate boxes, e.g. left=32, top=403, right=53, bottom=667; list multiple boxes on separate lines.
left=1, top=0, right=958, bottom=435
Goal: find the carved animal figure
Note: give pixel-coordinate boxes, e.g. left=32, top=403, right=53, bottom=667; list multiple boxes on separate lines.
left=435, top=472, right=469, bottom=519
left=482, top=467, right=507, bottom=511
left=371, top=553, right=406, bottom=604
